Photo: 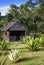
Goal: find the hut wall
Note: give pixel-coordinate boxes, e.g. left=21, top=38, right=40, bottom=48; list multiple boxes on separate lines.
left=9, top=31, right=25, bottom=41
left=3, top=31, right=25, bottom=41
left=9, top=36, right=16, bottom=42
left=3, top=31, right=9, bottom=41
left=10, top=31, right=25, bottom=36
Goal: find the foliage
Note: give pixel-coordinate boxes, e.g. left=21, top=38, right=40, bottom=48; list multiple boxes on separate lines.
left=8, top=4, right=20, bottom=22
left=39, top=37, right=44, bottom=47
left=22, top=36, right=40, bottom=51
left=0, top=56, right=7, bottom=65
left=26, top=0, right=37, bottom=10
left=19, top=4, right=32, bottom=32
left=0, top=40, right=10, bottom=50
left=8, top=49, right=21, bottom=62
left=38, top=34, right=44, bottom=46
left=0, top=53, right=7, bottom=65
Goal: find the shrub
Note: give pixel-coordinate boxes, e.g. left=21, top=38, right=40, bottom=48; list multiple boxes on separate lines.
left=8, top=49, right=21, bottom=62
left=39, top=37, right=44, bottom=47
left=0, top=40, right=10, bottom=50
left=22, top=36, right=40, bottom=51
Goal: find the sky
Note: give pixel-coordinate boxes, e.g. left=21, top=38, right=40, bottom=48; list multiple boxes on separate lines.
left=0, top=0, right=35, bottom=16
left=0, top=0, right=28, bottom=16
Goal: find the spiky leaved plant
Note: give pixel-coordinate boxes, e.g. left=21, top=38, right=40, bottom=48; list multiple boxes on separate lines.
left=8, top=49, right=21, bottom=62
left=39, top=37, right=44, bottom=47
left=0, top=40, right=10, bottom=50
left=22, top=36, right=40, bottom=51
left=0, top=53, right=7, bottom=65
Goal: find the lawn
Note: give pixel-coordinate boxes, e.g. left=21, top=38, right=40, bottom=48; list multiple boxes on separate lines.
left=0, top=43, right=44, bottom=65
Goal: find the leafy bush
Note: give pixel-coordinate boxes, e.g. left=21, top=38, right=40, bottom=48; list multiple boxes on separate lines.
left=38, top=33, right=44, bottom=46
left=8, top=49, right=21, bottom=62
left=22, top=36, right=40, bottom=51
left=39, top=37, right=44, bottom=47
left=0, top=40, right=10, bottom=50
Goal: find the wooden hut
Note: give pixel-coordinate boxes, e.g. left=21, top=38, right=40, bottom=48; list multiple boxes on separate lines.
left=2, top=22, right=26, bottom=42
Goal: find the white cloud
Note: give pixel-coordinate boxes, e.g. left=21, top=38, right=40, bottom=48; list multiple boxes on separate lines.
left=0, top=4, right=20, bottom=16
left=0, top=6, right=10, bottom=16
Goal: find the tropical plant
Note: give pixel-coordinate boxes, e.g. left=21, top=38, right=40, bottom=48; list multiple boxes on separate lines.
left=39, top=37, right=44, bottom=47
left=0, top=53, right=7, bottom=65
left=8, top=49, right=21, bottom=62
left=0, top=40, right=10, bottom=50
left=22, top=36, right=40, bottom=51
left=0, top=56, right=7, bottom=65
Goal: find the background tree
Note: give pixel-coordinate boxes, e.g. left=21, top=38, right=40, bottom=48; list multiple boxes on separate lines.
left=19, top=4, right=33, bottom=33
left=7, top=4, right=20, bottom=22
left=26, top=0, right=44, bottom=33
left=0, top=12, right=1, bottom=21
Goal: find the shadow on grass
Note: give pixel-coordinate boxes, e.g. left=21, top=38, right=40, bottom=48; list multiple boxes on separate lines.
left=38, top=47, right=44, bottom=51
left=12, top=48, right=29, bottom=52
left=16, top=56, right=39, bottom=63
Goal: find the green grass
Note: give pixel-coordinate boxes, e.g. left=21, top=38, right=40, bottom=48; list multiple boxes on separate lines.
left=0, top=43, right=44, bottom=65
left=9, top=42, right=26, bottom=49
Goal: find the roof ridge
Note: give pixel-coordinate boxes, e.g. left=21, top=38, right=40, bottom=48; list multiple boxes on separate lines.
left=2, top=22, right=16, bottom=31
left=2, top=21, right=26, bottom=31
